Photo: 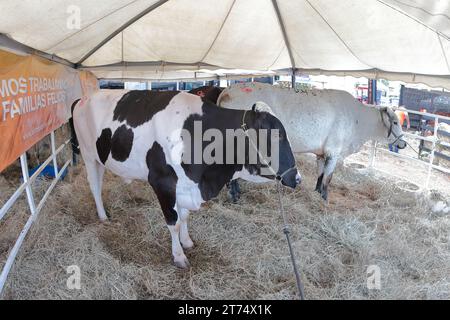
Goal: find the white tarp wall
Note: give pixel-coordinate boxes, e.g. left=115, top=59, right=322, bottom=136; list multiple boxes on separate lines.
left=0, top=0, right=449, bottom=87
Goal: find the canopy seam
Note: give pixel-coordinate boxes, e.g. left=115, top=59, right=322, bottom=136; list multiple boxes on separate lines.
left=44, top=0, right=140, bottom=52
left=304, top=0, right=373, bottom=69
left=438, top=34, right=450, bottom=73
left=391, top=0, right=450, bottom=21
left=200, top=0, right=236, bottom=62
left=77, top=0, right=169, bottom=66
left=377, top=0, right=450, bottom=41
left=268, top=44, right=288, bottom=70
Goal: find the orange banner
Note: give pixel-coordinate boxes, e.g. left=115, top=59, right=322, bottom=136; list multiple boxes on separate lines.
left=0, top=50, right=98, bottom=172
left=79, top=70, right=99, bottom=97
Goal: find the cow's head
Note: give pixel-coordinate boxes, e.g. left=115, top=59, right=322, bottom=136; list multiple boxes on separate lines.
left=241, top=102, right=301, bottom=189
left=189, top=86, right=223, bottom=104
left=380, top=107, right=407, bottom=149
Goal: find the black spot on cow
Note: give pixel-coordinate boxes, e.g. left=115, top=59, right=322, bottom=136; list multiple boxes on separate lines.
left=113, top=90, right=179, bottom=128
left=146, top=142, right=178, bottom=225
left=111, top=125, right=134, bottom=162
left=96, top=128, right=112, bottom=164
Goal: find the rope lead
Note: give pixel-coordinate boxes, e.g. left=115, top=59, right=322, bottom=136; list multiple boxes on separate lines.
left=277, top=180, right=305, bottom=300
left=242, top=110, right=306, bottom=300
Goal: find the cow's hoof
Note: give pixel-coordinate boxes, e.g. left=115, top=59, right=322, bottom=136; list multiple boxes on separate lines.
left=228, top=191, right=240, bottom=204
left=181, top=239, right=195, bottom=251
left=173, top=255, right=190, bottom=269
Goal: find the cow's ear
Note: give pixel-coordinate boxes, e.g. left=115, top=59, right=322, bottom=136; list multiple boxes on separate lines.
left=252, top=104, right=257, bottom=112
left=385, top=107, right=395, bottom=119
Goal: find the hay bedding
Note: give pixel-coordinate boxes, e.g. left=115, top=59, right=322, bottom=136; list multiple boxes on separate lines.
left=0, top=154, right=449, bottom=300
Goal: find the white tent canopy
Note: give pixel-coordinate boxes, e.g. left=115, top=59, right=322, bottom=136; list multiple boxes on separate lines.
left=0, top=0, right=449, bottom=87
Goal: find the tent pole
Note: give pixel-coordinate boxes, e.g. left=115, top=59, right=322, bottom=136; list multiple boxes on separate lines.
left=291, top=68, right=296, bottom=89
left=0, top=34, right=75, bottom=68
left=425, top=117, right=439, bottom=189
left=271, top=0, right=296, bottom=76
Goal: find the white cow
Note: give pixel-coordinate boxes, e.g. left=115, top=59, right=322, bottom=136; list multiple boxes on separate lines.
left=218, top=82, right=407, bottom=200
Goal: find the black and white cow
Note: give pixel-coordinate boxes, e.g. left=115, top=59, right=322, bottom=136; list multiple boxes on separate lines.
left=72, top=90, right=301, bottom=268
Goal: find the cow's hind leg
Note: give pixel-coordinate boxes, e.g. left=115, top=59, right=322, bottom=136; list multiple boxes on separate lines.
left=227, top=179, right=241, bottom=203
left=320, top=155, right=338, bottom=201
left=84, top=158, right=108, bottom=221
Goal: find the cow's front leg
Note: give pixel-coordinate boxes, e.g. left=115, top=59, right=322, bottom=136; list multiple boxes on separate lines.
left=167, top=222, right=190, bottom=269
left=315, top=156, right=325, bottom=193
left=162, top=205, right=189, bottom=269
left=149, top=181, right=190, bottom=269
left=162, top=204, right=190, bottom=269
left=320, top=156, right=337, bottom=201
left=178, top=207, right=194, bottom=250
left=227, top=179, right=241, bottom=203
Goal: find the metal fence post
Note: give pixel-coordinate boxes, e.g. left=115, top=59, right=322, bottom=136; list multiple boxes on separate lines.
left=50, top=131, right=59, bottom=178
left=19, top=154, right=36, bottom=215
left=369, top=140, right=378, bottom=168
left=425, top=117, right=439, bottom=189
left=1, top=136, right=72, bottom=295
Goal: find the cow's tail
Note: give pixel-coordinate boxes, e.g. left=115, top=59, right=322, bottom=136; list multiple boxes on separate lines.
left=69, top=99, right=81, bottom=156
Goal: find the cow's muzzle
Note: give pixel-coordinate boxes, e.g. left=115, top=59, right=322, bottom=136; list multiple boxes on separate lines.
left=278, top=167, right=302, bottom=189
left=391, top=134, right=406, bottom=150
left=396, top=139, right=407, bottom=149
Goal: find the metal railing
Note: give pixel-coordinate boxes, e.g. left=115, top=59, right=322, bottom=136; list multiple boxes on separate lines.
left=0, top=128, right=72, bottom=294
left=368, top=108, right=450, bottom=189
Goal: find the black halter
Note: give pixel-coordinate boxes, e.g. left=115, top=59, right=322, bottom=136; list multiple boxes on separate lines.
left=380, top=109, right=404, bottom=143
left=241, top=112, right=305, bottom=300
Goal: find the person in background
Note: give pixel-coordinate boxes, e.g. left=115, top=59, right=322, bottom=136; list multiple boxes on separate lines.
left=396, top=106, right=411, bottom=130
left=389, top=106, right=410, bottom=153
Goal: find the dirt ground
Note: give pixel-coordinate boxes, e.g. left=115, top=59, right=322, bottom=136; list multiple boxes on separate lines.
left=0, top=147, right=449, bottom=300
